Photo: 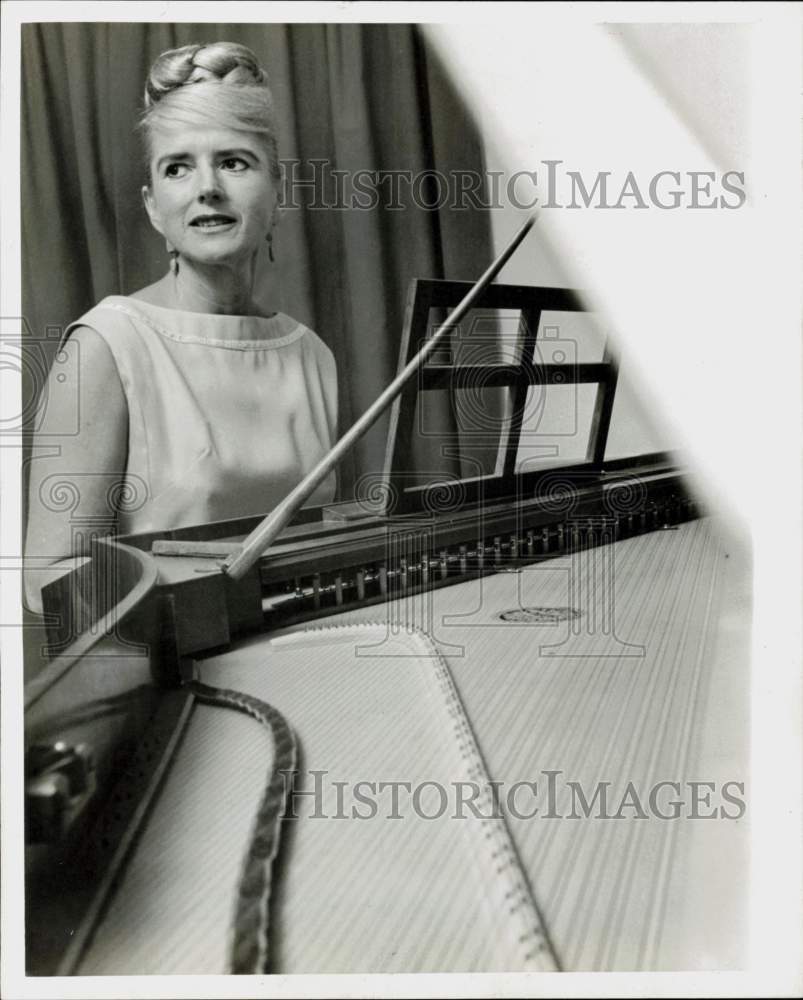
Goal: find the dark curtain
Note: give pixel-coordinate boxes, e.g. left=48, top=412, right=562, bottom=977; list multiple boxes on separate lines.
left=21, top=21, right=493, bottom=504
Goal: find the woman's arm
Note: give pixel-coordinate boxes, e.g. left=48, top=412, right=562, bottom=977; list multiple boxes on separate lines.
left=24, top=325, right=128, bottom=613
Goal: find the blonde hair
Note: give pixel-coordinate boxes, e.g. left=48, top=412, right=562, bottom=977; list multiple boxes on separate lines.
left=140, top=42, right=281, bottom=181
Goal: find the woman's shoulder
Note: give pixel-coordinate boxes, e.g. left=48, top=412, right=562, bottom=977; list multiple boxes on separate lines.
left=291, top=317, right=336, bottom=371
left=66, top=293, right=335, bottom=367
left=290, top=316, right=331, bottom=353
left=66, top=295, right=147, bottom=336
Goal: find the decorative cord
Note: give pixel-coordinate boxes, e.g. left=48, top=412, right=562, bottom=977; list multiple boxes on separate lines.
left=186, top=679, right=296, bottom=974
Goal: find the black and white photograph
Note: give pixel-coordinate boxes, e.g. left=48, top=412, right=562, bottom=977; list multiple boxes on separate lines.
left=1, top=2, right=801, bottom=996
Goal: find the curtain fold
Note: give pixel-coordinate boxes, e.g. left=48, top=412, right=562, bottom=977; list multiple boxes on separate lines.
left=21, top=21, right=493, bottom=506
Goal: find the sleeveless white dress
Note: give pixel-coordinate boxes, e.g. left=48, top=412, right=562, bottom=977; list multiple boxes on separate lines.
left=65, top=296, right=338, bottom=535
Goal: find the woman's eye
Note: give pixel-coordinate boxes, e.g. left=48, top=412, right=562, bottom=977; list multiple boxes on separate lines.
left=221, top=158, right=248, bottom=172
left=164, top=163, right=188, bottom=178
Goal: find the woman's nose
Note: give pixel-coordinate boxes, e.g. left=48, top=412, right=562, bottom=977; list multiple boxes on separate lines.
left=196, top=166, right=223, bottom=203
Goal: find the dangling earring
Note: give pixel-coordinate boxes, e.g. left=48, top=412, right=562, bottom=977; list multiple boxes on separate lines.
left=266, top=231, right=275, bottom=263
left=166, top=242, right=179, bottom=276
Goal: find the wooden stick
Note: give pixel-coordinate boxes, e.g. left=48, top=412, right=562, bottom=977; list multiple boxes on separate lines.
left=223, top=215, right=537, bottom=581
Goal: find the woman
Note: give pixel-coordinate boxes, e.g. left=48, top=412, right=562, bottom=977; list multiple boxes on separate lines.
left=24, top=42, right=338, bottom=614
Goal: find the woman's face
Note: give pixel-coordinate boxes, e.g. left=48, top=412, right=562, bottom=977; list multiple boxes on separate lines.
left=143, top=125, right=278, bottom=267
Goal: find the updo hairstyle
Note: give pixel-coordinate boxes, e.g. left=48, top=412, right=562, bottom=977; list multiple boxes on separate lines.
left=140, top=41, right=281, bottom=182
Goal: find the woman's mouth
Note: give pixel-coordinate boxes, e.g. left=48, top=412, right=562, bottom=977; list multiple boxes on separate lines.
left=189, top=214, right=237, bottom=230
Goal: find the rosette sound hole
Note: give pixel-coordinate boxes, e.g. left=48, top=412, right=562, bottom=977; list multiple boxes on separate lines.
left=498, top=606, right=582, bottom=624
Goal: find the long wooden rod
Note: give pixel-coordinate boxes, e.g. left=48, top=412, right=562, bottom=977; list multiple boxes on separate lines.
left=223, top=215, right=536, bottom=580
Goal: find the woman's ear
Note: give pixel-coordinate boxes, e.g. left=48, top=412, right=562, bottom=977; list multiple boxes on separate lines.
left=141, top=185, right=164, bottom=236
left=270, top=184, right=284, bottom=228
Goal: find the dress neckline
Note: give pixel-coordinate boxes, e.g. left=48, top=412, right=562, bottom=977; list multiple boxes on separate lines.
left=97, top=295, right=307, bottom=350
